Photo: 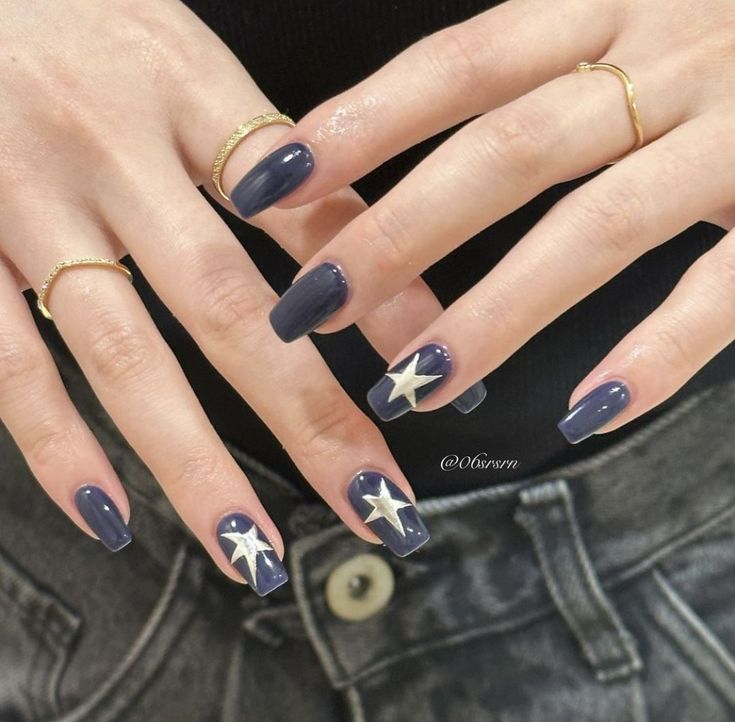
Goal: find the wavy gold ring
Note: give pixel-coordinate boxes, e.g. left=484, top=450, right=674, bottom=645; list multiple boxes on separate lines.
left=574, top=61, right=644, bottom=164
left=37, top=258, right=133, bottom=321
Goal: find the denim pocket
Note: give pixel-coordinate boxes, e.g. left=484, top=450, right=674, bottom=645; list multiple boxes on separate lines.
left=619, top=512, right=735, bottom=720
left=653, top=512, right=735, bottom=687
left=0, top=544, right=81, bottom=721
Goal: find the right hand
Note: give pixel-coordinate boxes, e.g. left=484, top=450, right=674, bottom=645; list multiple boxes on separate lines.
left=0, top=0, right=445, bottom=593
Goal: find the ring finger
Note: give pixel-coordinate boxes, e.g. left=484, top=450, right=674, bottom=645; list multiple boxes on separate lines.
left=0, top=257, right=132, bottom=551
left=9, top=214, right=293, bottom=592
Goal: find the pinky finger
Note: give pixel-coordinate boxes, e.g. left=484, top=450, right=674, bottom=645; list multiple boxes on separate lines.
left=559, top=227, right=735, bottom=444
left=0, top=259, right=132, bottom=550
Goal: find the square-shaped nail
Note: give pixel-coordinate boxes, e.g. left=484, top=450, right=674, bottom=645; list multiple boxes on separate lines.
left=451, top=380, right=487, bottom=414
left=217, top=514, right=288, bottom=596
left=230, top=142, right=314, bottom=219
left=557, top=380, right=631, bottom=444
left=348, top=471, right=430, bottom=557
left=367, top=343, right=452, bottom=421
left=75, top=485, right=132, bottom=552
left=270, top=262, right=348, bottom=342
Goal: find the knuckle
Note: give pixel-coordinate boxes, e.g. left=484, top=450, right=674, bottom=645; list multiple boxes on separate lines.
left=108, top=1, right=200, bottom=83
left=0, top=334, right=44, bottom=394
left=650, top=317, right=697, bottom=373
left=565, top=183, right=649, bottom=258
left=420, top=23, right=488, bottom=103
left=472, top=102, right=550, bottom=184
left=362, top=204, right=413, bottom=278
left=465, top=282, right=519, bottom=337
left=169, top=447, right=228, bottom=496
left=294, top=388, right=374, bottom=465
left=25, top=420, right=81, bottom=468
left=192, top=262, right=271, bottom=343
left=86, top=317, right=158, bottom=385
left=700, top=248, right=735, bottom=310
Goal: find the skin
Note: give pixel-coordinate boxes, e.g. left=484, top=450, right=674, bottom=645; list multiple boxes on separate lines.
left=0, top=0, right=450, bottom=583
left=270, top=0, right=735, bottom=433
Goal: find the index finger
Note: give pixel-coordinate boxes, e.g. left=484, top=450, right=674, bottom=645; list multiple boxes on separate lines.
left=248, top=0, right=619, bottom=211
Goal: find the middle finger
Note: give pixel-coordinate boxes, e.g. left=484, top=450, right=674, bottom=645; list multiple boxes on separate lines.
left=270, top=54, right=694, bottom=337
left=98, top=151, right=432, bottom=557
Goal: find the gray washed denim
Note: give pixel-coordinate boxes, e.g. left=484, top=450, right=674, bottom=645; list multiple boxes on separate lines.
left=2, top=332, right=735, bottom=721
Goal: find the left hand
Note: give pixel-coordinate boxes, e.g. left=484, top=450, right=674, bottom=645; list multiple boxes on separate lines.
left=249, top=0, right=735, bottom=441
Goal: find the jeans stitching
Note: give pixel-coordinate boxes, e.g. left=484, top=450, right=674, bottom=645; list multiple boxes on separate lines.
left=346, top=686, right=367, bottom=722
left=51, top=545, right=200, bottom=722
left=652, top=568, right=735, bottom=695
left=516, top=481, right=642, bottom=679
left=290, top=497, right=735, bottom=687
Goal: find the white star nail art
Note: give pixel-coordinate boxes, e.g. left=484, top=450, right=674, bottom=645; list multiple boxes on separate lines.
left=363, top=477, right=413, bottom=536
left=220, top=525, right=274, bottom=583
left=386, top=353, right=443, bottom=408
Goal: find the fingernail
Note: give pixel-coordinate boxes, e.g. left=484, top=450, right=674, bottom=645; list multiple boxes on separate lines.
left=230, top=142, right=315, bottom=218
left=270, top=263, right=348, bottom=342
left=451, top=380, right=487, bottom=414
left=367, top=343, right=451, bottom=421
left=557, top=380, right=631, bottom=444
left=217, top=514, right=288, bottom=596
left=348, top=471, right=430, bottom=557
left=74, top=485, right=132, bottom=552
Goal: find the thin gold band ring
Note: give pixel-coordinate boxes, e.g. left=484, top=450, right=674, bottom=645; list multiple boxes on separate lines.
left=37, top=258, right=133, bottom=321
left=574, top=61, right=644, bottom=164
left=211, top=112, right=295, bottom=202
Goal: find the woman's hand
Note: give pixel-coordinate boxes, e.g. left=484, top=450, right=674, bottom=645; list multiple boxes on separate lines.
left=0, top=0, right=453, bottom=593
left=259, top=0, right=735, bottom=440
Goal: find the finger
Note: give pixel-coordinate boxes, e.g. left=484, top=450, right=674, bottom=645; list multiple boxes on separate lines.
left=0, top=257, right=132, bottom=551
left=96, top=158, right=432, bottom=557
left=166, top=44, right=486, bottom=408
left=558, top=226, right=735, bottom=443
left=274, top=56, right=692, bottom=335
left=9, top=219, right=291, bottom=592
left=246, top=0, right=622, bottom=209
left=360, top=114, right=733, bottom=420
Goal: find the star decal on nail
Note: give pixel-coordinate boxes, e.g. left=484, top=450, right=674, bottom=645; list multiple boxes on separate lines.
left=220, top=525, right=273, bottom=583
left=362, top=477, right=413, bottom=537
left=386, top=353, right=443, bottom=408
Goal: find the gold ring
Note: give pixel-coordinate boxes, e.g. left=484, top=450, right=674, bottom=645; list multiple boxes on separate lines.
left=211, top=112, right=296, bottom=202
left=574, top=62, right=644, bottom=164
left=37, top=258, right=133, bottom=321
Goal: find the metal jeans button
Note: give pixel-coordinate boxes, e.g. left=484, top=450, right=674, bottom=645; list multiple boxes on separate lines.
left=325, top=553, right=395, bottom=621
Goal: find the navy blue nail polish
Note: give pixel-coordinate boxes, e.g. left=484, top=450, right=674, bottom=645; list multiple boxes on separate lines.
left=217, top=514, right=288, bottom=596
left=451, top=380, right=487, bottom=414
left=367, top=343, right=452, bottom=421
left=270, top=263, right=348, bottom=342
left=348, top=471, right=429, bottom=557
left=75, top=485, right=132, bottom=552
left=557, top=380, right=631, bottom=444
left=230, top=142, right=314, bottom=218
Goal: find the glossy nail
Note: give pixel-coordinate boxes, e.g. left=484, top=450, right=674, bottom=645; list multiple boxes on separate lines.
left=451, top=380, right=487, bottom=414
left=270, top=263, right=348, bottom=342
left=557, top=380, right=631, bottom=444
left=75, top=485, right=132, bottom=552
left=217, top=514, right=288, bottom=596
left=230, top=142, right=314, bottom=218
left=348, top=471, right=429, bottom=557
left=367, top=343, right=452, bottom=421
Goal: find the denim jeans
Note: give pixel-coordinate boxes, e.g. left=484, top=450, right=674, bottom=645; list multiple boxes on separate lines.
left=2, top=330, right=735, bottom=721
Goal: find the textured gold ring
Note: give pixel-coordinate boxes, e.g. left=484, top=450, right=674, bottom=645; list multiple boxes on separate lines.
left=574, top=62, right=644, bottom=164
left=212, top=112, right=295, bottom=202
left=37, top=258, right=133, bottom=321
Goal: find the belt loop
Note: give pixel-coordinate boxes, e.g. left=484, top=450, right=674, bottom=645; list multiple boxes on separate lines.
left=514, top=479, right=643, bottom=682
